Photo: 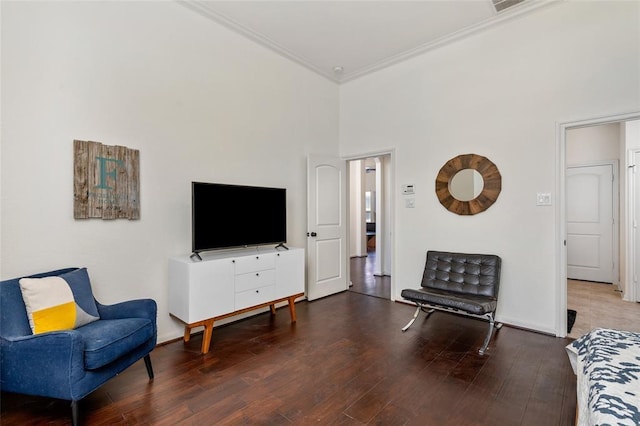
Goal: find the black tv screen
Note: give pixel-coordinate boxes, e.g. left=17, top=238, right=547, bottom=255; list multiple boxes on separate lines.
left=192, top=182, right=287, bottom=252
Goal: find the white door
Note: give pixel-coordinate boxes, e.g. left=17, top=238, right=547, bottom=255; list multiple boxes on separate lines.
left=567, top=164, right=614, bottom=283
left=307, top=155, right=348, bottom=301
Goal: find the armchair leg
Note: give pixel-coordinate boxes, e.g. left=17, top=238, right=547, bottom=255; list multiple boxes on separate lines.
left=401, top=305, right=435, bottom=332
left=144, top=354, right=154, bottom=380
left=402, top=306, right=422, bottom=332
left=478, top=314, right=501, bottom=356
left=71, top=400, right=79, bottom=426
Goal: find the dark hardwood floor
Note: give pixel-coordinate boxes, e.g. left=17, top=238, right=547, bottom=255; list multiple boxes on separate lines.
left=1, top=290, right=577, bottom=425
left=349, top=249, right=391, bottom=300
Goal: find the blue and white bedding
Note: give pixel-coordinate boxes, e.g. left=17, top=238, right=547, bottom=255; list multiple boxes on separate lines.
left=566, top=328, right=640, bottom=426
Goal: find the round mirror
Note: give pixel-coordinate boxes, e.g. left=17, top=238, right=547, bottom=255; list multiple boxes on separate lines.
left=435, top=154, right=501, bottom=215
left=449, top=168, right=484, bottom=201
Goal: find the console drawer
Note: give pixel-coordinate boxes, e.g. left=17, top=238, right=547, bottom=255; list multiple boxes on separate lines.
left=235, top=285, right=275, bottom=310
left=235, top=269, right=275, bottom=293
left=234, top=253, right=276, bottom=275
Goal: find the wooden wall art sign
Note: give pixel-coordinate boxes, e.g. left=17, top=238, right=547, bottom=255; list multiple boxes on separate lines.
left=73, top=140, right=140, bottom=220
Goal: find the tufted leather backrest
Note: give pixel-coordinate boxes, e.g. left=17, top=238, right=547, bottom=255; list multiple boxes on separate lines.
left=421, top=251, right=501, bottom=298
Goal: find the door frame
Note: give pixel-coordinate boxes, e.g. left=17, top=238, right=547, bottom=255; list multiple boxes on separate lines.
left=632, top=149, right=640, bottom=302
left=344, top=149, right=396, bottom=300
left=556, top=111, right=640, bottom=337
left=566, top=161, right=619, bottom=286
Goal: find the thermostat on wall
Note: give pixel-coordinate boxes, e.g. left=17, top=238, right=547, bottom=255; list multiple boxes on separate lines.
left=402, top=184, right=415, bottom=195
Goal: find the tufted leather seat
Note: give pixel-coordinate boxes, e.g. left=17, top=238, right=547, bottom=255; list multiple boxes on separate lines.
left=401, top=251, right=502, bottom=355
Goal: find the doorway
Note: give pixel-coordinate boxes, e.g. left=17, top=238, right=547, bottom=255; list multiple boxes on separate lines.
left=566, top=162, right=618, bottom=285
left=347, top=154, right=393, bottom=300
left=558, top=113, right=640, bottom=337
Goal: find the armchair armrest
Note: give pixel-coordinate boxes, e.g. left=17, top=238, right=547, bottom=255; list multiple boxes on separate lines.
left=1, top=331, right=85, bottom=400
left=96, top=299, right=157, bottom=347
left=96, top=299, right=157, bottom=323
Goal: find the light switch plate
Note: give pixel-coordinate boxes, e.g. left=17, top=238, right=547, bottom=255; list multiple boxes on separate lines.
left=405, top=198, right=415, bottom=208
left=536, top=192, right=552, bottom=206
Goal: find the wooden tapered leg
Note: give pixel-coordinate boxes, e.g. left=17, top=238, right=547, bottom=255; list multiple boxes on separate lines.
left=288, top=295, right=297, bottom=322
left=171, top=293, right=304, bottom=355
left=201, top=319, right=215, bottom=354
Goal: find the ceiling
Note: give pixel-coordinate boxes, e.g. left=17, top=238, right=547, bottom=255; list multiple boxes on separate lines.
left=180, top=0, right=555, bottom=83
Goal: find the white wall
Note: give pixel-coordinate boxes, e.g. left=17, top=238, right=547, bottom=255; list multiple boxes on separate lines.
left=1, top=1, right=339, bottom=342
left=365, top=167, right=376, bottom=193
left=348, top=160, right=366, bottom=257
left=625, top=121, right=640, bottom=151
left=567, top=123, right=620, bottom=165
left=339, top=1, right=640, bottom=334
left=3, top=1, right=638, bottom=341
left=381, top=155, right=392, bottom=276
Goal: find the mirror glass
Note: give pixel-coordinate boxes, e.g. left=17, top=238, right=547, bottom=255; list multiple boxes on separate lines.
left=448, top=168, right=484, bottom=201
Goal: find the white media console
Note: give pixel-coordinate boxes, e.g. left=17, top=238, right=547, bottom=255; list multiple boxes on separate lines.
left=168, top=246, right=305, bottom=354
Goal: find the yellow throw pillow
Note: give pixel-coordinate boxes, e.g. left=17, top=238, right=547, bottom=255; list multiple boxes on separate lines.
left=19, top=276, right=99, bottom=334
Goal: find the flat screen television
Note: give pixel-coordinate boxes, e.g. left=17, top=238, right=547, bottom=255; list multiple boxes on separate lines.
left=192, top=182, right=287, bottom=254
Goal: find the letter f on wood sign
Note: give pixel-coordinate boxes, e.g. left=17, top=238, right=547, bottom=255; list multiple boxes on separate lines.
left=95, top=157, right=125, bottom=190
left=73, top=140, right=140, bottom=220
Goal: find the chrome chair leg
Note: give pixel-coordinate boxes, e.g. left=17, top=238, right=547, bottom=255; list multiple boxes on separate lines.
left=478, top=314, right=496, bottom=355
left=402, top=306, right=422, bottom=332
left=401, top=306, right=435, bottom=332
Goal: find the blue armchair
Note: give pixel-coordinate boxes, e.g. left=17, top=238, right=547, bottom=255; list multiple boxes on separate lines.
left=0, top=267, right=157, bottom=425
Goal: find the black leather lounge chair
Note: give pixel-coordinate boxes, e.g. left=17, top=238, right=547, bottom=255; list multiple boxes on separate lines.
left=401, top=251, right=502, bottom=355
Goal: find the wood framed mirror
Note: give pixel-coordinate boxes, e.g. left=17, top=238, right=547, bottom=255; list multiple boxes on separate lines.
left=435, top=153, right=501, bottom=215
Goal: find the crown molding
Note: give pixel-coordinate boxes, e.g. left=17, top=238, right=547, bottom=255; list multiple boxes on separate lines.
left=340, top=0, right=562, bottom=83
left=178, top=0, right=562, bottom=85
left=177, top=0, right=340, bottom=83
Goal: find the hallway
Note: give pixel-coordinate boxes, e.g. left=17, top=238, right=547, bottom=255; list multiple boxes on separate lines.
left=349, top=249, right=391, bottom=299
left=567, top=279, right=640, bottom=338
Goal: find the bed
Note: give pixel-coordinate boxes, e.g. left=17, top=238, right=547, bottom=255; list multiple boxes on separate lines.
left=565, top=328, right=640, bottom=425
